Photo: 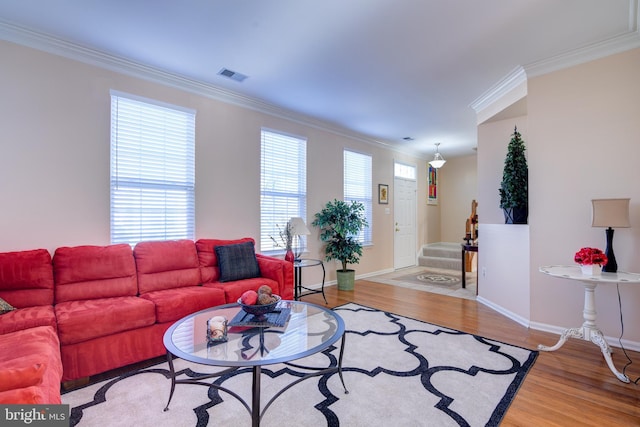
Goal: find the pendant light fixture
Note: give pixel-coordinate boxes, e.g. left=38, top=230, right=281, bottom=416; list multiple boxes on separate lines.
left=429, top=143, right=446, bottom=168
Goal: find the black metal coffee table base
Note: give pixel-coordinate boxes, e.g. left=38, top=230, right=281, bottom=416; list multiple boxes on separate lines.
left=164, top=334, right=348, bottom=427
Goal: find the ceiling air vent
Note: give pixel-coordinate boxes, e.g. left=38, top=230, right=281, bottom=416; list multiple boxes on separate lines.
left=218, top=68, right=248, bottom=82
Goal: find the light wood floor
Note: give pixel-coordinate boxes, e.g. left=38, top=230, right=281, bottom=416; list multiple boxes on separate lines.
left=301, top=280, right=640, bottom=426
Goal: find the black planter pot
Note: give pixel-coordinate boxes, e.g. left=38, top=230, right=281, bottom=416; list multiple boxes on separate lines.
left=503, top=207, right=528, bottom=224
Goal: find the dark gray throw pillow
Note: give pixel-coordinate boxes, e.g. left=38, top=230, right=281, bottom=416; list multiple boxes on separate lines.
left=215, top=241, right=261, bottom=282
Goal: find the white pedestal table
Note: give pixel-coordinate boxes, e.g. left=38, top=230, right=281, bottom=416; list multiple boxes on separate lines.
left=539, top=265, right=640, bottom=383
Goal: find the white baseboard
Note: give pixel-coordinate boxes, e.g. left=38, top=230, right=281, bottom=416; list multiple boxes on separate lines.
left=476, top=296, right=531, bottom=328
left=357, top=268, right=394, bottom=279
left=477, top=297, right=640, bottom=352
left=301, top=268, right=395, bottom=289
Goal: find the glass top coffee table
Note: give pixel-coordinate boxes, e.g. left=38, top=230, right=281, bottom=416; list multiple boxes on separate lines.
left=163, top=300, right=347, bottom=427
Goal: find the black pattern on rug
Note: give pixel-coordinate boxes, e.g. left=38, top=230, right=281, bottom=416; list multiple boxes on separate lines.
left=65, top=303, right=537, bottom=427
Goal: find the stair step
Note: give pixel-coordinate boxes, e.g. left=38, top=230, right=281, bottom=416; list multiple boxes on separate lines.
left=422, top=242, right=461, bottom=259
left=423, top=247, right=460, bottom=259
left=418, top=255, right=461, bottom=270
left=418, top=242, right=462, bottom=270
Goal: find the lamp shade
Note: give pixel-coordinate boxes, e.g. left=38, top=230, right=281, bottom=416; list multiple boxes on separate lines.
left=289, top=217, right=310, bottom=235
left=591, top=198, right=630, bottom=228
left=429, top=143, right=446, bottom=169
left=429, top=154, right=446, bottom=169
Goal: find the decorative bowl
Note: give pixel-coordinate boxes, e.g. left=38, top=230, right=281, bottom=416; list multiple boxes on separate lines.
left=237, top=294, right=281, bottom=317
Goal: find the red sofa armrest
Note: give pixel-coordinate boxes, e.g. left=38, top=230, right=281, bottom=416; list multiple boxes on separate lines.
left=256, top=255, right=294, bottom=301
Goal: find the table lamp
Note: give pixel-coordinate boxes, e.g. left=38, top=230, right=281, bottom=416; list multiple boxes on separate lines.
left=591, top=198, right=630, bottom=273
left=289, top=217, right=310, bottom=260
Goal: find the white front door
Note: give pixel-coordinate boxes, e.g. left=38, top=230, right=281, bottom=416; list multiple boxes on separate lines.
left=394, top=177, right=417, bottom=269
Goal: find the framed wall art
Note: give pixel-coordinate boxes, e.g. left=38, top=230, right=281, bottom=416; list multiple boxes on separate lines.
left=427, top=165, right=438, bottom=205
left=378, top=184, right=389, bottom=204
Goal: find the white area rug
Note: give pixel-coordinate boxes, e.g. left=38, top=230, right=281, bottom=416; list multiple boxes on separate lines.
left=366, top=267, right=478, bottom=300
left=63, top=303, right=536, bottom=426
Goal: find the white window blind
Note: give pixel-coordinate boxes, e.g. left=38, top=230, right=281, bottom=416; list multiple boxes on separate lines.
left=260, top=129, right=307, bottom=252
left=110, top=91, right=195, bottom=245
left=344, top=150, right=372, bottom=245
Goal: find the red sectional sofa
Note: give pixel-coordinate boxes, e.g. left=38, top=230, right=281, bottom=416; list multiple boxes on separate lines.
left=0, top=237, right=293, bottom=404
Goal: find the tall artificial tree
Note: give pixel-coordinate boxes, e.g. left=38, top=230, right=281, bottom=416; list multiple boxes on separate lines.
left=499, top=126, right=529, bottom=224
left=312, top=199, right=368, bottom=291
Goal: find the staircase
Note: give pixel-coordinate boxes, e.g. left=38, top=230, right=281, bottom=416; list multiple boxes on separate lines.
left=418, top=242, right=461, bottom=271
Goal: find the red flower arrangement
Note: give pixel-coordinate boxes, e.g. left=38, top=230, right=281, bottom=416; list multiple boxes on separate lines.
left=574, top=247, right=608, bottom=266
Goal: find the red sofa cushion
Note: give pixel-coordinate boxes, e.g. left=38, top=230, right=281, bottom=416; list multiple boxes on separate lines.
left=0, top=249, right=54, bottom=308
left=55, top=296, right=156, bottom=345
left=196, top=237, right=254, bottom=283
left=0, top=248, right=58, bottom=334
left=0, top=326, right=62, bottom=404
left=0, top=359, right=46, bottom=392
left=140, top=286, right=225, bottom=323
left=53, top=244, right=137, bottom=303
left=204, top=277, right=280, bottom=303
left=60, top=323, right=168, bottom=382
left=0, top=386, right=47, bottom=404
left=134, top=240, right=201, bottom=294
left=0, top=305, right=56, bottom=335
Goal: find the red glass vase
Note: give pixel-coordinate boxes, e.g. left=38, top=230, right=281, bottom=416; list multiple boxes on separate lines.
left=284, top=249, right=295, bottom=263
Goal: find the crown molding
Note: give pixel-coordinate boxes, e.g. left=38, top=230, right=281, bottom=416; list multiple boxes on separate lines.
left=469, top=66, right=527, bottom=114
left=471, top=0, right=640, bottom=117
left=524, top=28, right=640, bottom=78
left=0, top=21, right=270, bottom=109
left=0, top=20, right=423, bottom=159
left=472, top=25, right=640, bottom=117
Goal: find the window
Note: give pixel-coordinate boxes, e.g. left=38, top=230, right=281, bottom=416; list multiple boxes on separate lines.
left=394, top=162, right=416, bottom=180
left=110, top=91, right=195, bottom=245
left=344, top=150, right=372, bottom=245
left=260, top=129, right=307, bottom=252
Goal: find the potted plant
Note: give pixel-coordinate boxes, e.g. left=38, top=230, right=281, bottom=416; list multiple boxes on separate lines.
left=312, top=199, right=368, bottom=291
left=499, top=126, right=528, bottom=224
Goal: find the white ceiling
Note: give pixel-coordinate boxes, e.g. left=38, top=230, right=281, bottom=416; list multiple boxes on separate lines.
left=0, top=1, right=638, bottom=158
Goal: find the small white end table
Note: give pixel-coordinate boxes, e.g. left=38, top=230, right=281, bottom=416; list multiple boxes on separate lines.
left=539, top=265, right=640, bottom=383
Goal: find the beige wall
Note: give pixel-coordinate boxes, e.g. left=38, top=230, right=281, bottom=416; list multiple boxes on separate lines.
left=0, top=40, right=433, bottom=286
left=528, top=47, right=640, bottom=344
left=439, top=154, right=478, bottom=243
left=478, top=48, right=640, bottom=345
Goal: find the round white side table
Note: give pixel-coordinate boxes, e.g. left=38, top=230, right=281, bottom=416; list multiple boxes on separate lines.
left=539, top=265, right=640, bottom=383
